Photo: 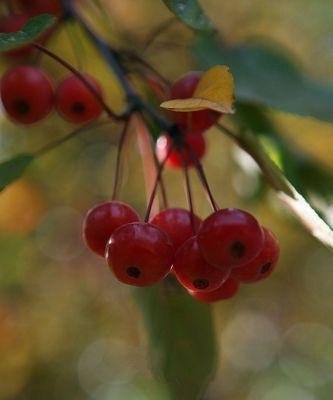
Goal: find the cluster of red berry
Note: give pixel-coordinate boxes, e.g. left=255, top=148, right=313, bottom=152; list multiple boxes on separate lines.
left=0, top=67, right=103, bottom=125
left=83, top=202, right=279, bottom=303
left=0, top=1, right=104, bottom=125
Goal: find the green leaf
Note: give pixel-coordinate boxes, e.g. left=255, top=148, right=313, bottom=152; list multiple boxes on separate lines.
left=162, top=0, right=214, bottom=32
left=0, top=14, right=56, bottom=52
left=218, top=124, right=333, bottom=250
left=234, top=103, right=333, bottom=201
left=134, top=282, right=217, bottom=400
left=0, top=154, right=35, bottom=192
left=193, top=34, right=333, bottom=122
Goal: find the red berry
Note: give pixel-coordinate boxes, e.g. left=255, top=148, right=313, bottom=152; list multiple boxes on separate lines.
left=156, top=133, right=206, bottom=168
left=83, top=201, right=140, bottom=257
left=0, top=14, right=31, bottom=57
left=106, top=222, right=174, bottom=287
left=173, top=237, right=230, bottom=292
left=56, top=74, right=104, bottom=124
left=232, top=228, right=280, bottom=283
left=188, top=277, right=240, bottom=303
left=17, top=0, right=64, bottom=18
left=151, top=208, right=202, bottom=251
left=170, top=71, right=221, bottom=134
left=197, top=208, right=264, bottom=269
left=0, top=66, right=55, bottom=124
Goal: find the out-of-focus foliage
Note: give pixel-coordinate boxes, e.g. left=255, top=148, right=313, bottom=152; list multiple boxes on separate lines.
left=134, top=283, right=217, bottom=400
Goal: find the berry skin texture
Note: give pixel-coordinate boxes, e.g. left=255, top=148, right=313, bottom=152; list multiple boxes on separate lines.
left=83, top=201, right=140, bottom=257
left=232, top=228, right=280, bottom=283
left=151, top=208, right=202, bottom=251
left=173, top=237, right=230, bottom=292
left=0, top=14, right=31, bottom=57
left=56, top=75, right=103, bottom=124
left=106, top=222, right=174, bottom=287
left=189, top=277, right=240, bottom=303
left=197, top=208, right=264, bottom=269
left=156, top=133, right=206, bottom=168
left=0, top=66, right=55, bottom=124
left=170, top=71, right=221, bottom=135
left=18, top=0, right=64, bottom=18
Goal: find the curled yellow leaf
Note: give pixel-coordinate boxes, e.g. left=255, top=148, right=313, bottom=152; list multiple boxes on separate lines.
left=161, top=65, right=234, bottom=114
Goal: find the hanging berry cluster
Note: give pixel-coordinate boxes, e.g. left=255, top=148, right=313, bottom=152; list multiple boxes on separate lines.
left=0, top=2, right=280, bottom=304
left=83, top=72, right=280, bottom=304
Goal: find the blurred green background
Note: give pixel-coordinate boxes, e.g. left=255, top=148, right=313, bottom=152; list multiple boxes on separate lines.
left=1, top=0, right=333, bottom=399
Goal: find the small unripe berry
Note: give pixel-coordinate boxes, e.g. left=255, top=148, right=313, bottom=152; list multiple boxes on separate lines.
left=106, top=222, right=174, bottom=287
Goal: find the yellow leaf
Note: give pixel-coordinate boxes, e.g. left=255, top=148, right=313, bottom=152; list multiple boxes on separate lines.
left=161, top=65, right=234, bottom=114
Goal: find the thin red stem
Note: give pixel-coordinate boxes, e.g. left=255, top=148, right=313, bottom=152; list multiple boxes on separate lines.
left=32, top=43, right=124, bottom=121
left=144, top=145, right=173, bottom=222
left=179, top=151, right=196, bottom=234
left=186, top=143, right=219, bottom=212
left=153, top=151, right=169, bottom=209
left=112, top=118, right=131, bottom=201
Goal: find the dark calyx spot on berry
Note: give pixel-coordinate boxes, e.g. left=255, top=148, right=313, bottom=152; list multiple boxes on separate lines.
left=13, top=99, right=30, bottom=115
left=71, top=102, right=86, bottom=114
left=260, top=262, right=271, bottom=274
left=230, top=241, right=246, bottom=259
left=193, top=278, right=209, bottom=289
left=126, top=266, right=141, bottom=279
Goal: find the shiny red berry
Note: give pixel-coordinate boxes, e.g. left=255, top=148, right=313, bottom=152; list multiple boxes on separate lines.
left=197, top=208, right=264, bottom=269
left=232, top=228, right=280, bottom=283
left=0, top=14, right=32, bottom=57
left=0, top=66, right=55, bottom=124
left=106, top=222, right=174, bottom=287
left=173, top=237, right=230, bottom=292
left=56, top=74, right=103, bottom=124
left=156, top=133, right=206, bottom=168
left=83, top=201, right=140, bottom=257
left=18, top=0, right=64, bottom=18
left=188, top=277, right=240, bottom=303
left=170, top=71, right=221, bottom=134
left=150, top=208, right=202, bottom=251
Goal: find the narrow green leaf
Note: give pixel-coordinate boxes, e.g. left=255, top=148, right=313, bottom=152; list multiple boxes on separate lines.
left=0, top=14, right=56, bottom=52
left=218, top=125, right=333, bottom=250
left=234, top=103, right=333, bottom=201
left=193, top=34, right=333, bottom=122
left=162, top=0, right=214, bottom=32
left=0, top=154, right=35, bottom=192
left=134, top=282, right=217, bottom=400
